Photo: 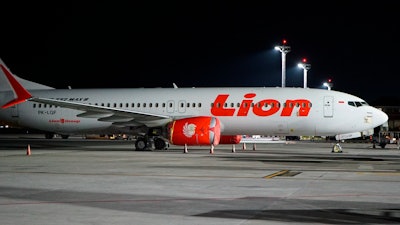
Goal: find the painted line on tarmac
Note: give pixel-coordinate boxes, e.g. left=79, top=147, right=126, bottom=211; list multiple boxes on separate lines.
left=263, top=169, right=289, bottom=179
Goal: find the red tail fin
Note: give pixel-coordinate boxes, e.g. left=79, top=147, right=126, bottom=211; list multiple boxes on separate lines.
left=0, top=64, right=32, bottom=108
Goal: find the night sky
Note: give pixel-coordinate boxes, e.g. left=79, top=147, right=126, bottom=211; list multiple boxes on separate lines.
left=1, top=2, right=398, bottom=104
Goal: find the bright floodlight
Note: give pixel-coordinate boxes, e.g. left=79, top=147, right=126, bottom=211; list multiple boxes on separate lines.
left=274, top=40, right=291, bottom=88
left=297, top=59, right=311, bottom=88
left=323, top=80, right=333, bottom=90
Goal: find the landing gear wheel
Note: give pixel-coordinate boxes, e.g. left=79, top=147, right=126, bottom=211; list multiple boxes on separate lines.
left=135, top=137, right=147, bottom=150
left=45, top=133, right=54, bottom=139
left=154, top=137, right=167, bottom=150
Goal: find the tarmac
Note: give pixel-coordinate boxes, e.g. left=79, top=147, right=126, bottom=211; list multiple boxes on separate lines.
left=0, top=134, right=400, bottom=224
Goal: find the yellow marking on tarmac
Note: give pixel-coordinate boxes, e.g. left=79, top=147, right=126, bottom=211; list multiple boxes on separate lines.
left=264, top=170, right=289, bottom=179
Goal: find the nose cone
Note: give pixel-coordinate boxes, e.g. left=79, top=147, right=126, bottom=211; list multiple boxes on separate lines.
left=374, top=108, right=389, bottom=128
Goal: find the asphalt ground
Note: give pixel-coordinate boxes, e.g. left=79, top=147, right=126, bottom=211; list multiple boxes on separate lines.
left=1, top=134, right=400, bottom=224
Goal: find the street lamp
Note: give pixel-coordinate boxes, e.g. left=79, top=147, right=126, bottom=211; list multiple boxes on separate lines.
left=274, top=39, right=291, bottom=88
left=297, top=58, right=311, bottom=88
left=323, top=78, right=333, bottom=90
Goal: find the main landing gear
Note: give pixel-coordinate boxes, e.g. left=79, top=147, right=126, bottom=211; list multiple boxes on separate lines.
left=134, top=136, right=169, bottom=151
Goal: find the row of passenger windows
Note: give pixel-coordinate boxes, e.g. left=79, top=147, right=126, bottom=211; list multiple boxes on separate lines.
left=32, top=101, right=312, bottom=109
left=30, top=101, right=372, bottom=110
left=32, top=102, right=202, bottom=108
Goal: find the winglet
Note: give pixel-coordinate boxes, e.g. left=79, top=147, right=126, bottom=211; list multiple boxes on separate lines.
left=0, top=64, right=32, bottom=109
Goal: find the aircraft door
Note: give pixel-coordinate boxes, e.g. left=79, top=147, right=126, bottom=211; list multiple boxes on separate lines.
left=323, top=96, right=334, bottom=117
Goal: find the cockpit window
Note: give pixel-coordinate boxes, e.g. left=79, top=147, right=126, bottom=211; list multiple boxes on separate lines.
left=348, top=101, right=369, bottom=107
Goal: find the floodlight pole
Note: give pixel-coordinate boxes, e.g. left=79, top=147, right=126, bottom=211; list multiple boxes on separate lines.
left=298, top=62, right=311, bottom=88
left=275, top=44, right=291, bottom=88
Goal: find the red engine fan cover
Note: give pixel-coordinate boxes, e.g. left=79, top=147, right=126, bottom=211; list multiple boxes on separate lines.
left=168, top=116, right=221, bottom=146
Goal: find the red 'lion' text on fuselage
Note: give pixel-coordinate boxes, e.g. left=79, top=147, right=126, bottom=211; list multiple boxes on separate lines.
left=210, top=93, right=311, bottom=117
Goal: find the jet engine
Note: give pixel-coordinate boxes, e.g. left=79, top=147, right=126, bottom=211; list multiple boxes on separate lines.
left=168, top=116, right=221, bottom=146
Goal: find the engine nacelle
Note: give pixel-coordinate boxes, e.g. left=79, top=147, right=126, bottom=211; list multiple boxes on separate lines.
left=168, top=116, right=221, bottom=146
left=219, top=135, right=242, bottom=144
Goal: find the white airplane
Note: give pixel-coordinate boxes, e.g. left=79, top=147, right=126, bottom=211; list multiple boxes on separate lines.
left=0, top=58, right=388, bottom=152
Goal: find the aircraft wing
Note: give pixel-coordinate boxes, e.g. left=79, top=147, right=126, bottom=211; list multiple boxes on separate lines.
left=29, top=97, right=174, bottom=127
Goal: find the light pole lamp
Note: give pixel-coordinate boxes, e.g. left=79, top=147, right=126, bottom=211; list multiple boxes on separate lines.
left=297, top=58, right=311, bottom=88
left=274, top=39, right=291, bottom=88
left=323, top=79, right=333, bottom=90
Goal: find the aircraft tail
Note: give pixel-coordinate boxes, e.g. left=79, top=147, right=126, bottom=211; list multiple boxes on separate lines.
left=0, top=58, right=54, bottom=91
left=0, top=58, right=54, bottom=108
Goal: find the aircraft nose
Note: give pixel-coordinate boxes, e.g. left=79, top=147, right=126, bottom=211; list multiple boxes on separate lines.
left=374, top=108, right=388, bottom=127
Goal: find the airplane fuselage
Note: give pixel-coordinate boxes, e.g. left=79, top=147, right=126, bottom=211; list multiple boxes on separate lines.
left=0, top=87, right=384, bottom=137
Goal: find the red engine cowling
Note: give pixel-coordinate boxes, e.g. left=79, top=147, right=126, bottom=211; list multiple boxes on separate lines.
left=168, top=116, right=221, bottom=146
left=219, top=135, right=242, bottom=144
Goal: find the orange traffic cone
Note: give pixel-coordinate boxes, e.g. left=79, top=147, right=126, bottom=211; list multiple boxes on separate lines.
left=26, top=144, right=31, bottom=156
